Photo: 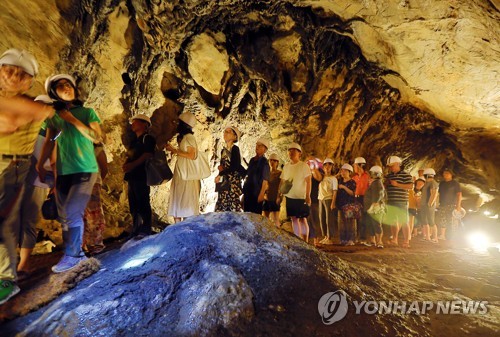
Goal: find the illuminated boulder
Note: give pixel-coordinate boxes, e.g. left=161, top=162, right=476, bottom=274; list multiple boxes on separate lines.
left=7, top=212, right=416, bottom=336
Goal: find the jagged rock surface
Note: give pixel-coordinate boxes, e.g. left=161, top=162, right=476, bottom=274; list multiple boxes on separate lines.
left=4, top=213, right=437, bottom=336
left=1, top=0, right=498, bottom=229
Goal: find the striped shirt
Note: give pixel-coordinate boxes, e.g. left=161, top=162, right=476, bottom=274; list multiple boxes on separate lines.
left=386, top=170, right=413, bottom=204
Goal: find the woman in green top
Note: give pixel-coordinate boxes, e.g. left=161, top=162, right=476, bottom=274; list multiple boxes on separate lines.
left=37, top=74, right=102, bottom=273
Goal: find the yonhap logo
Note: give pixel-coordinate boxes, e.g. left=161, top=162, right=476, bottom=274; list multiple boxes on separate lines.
left=318, top=291, right=489, bottom=325
left=318, top=290, right=348, bottom=325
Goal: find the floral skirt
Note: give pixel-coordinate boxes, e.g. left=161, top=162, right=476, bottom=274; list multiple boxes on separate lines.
left=215, top=172, right=243, bottom=212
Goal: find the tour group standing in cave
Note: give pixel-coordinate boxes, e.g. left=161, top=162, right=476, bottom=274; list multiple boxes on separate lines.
left=0, top=46, right=465, bottom=308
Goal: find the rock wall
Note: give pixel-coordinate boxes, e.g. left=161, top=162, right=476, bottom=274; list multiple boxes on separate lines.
left=0, top=0, right=499, bottom=231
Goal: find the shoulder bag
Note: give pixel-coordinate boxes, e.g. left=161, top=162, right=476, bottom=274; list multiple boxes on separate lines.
left=179, top=150, right=211, bottom=181
left=143, top=134, right=173, bottom=186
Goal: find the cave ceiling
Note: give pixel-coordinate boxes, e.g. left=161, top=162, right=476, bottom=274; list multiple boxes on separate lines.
left=1, top=0, right=499, bottom=204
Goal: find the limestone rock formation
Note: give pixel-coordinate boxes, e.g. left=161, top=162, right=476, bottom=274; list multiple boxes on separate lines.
left=1, top=0, right=498, bottom=227
left=0, top=213, right=460, bottom=336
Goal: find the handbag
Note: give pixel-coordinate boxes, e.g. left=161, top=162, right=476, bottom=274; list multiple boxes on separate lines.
left=279, top=179, right=293, bottom=195
left=179, top=150, right=211, bottom=181
left=341, top=202, right=363, bottom=220
left=146, top=147, right=173, bottom=186
left=42, top=189, right=58, bottom=220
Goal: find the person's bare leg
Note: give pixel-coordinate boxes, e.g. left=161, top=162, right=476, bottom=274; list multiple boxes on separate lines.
left=390, top=223, right=400, bottom=245
left=409, top=215, right=415, bottom=238
left=17, top=248, right=33, bottom=272
left=298, top=218, right=309, bottom=242
left=422, top=224, right=430, bottom=240
left=291, top=216, right=300, bottom=238
left=402, top=223, right=411, bottom=248
left=272, top=211, right=281, bottom=227
left=431, top=225, right=438, bottom=242
left=438, top=227, right=446, bottom=240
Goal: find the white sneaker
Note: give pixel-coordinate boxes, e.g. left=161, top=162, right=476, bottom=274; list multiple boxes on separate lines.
left=323, top=239, right=334, bottom=245
left=347, top=240, right=355, bottom=246
left=52, top=255, right=88, bottom=273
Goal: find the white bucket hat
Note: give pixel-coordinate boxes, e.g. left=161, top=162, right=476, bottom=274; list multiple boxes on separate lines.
left=288, top=142, right=302, bottom=152
left=341, top=163, right=354, bottom=172
left=179, top=111, right=197, bottom=128
left=0, top=48, right=38, bottom=76
left=269, top=153, right=279, bottom=161
left=369, top=165, right=383, bottom=174
left=225, top=125, right=241, bottom=140
left=386, top=156, right=402, bottom=166
left=323, top=158, right=334, bottom=164
left=130, top=113, right=151, bottom=126
left=354, top=157, right=366, bottom=164
left=256, top=137, right=270, bottom=149
left=423, top=168, right=436, bottom=176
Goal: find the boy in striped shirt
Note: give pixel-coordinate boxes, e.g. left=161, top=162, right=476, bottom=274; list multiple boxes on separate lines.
left=385, top=156, right=413, bottom=247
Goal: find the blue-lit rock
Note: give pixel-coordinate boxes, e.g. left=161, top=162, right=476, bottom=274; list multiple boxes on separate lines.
left=7, top=212, right=411, bottom=336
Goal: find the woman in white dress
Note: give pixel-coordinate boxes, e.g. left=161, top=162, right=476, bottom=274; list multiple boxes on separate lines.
left=165, top=111, right=200, bottom=223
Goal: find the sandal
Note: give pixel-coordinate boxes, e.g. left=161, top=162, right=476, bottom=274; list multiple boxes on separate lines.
left=17, top=270, right=31, bottom=282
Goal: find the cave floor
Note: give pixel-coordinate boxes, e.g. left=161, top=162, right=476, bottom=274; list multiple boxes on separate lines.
left=2, top=226, right=499, bottom=336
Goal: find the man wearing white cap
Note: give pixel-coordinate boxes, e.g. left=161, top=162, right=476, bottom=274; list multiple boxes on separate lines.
left=243, top=138, right=271, bottom=214
left=0, top=49, right=54, bottom=133
left=3, top=95, right=55, bottom=282
left=0, top=49, right=57, bottom=304
left=279, top=142, right=311, bottom=241
left=123, top=114, right=155, bottom=237
left=385, top=156, right=413, bottom=247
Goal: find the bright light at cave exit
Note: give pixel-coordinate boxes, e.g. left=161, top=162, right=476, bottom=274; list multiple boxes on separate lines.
left=466, top=231, right=491, bottom=253
left=119, top=246, right=161, bottom=270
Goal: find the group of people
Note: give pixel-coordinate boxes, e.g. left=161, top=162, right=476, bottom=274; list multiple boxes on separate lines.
left=0, top=48, right=105, bottom=306
left=0, top=46, right=463, bottom=308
